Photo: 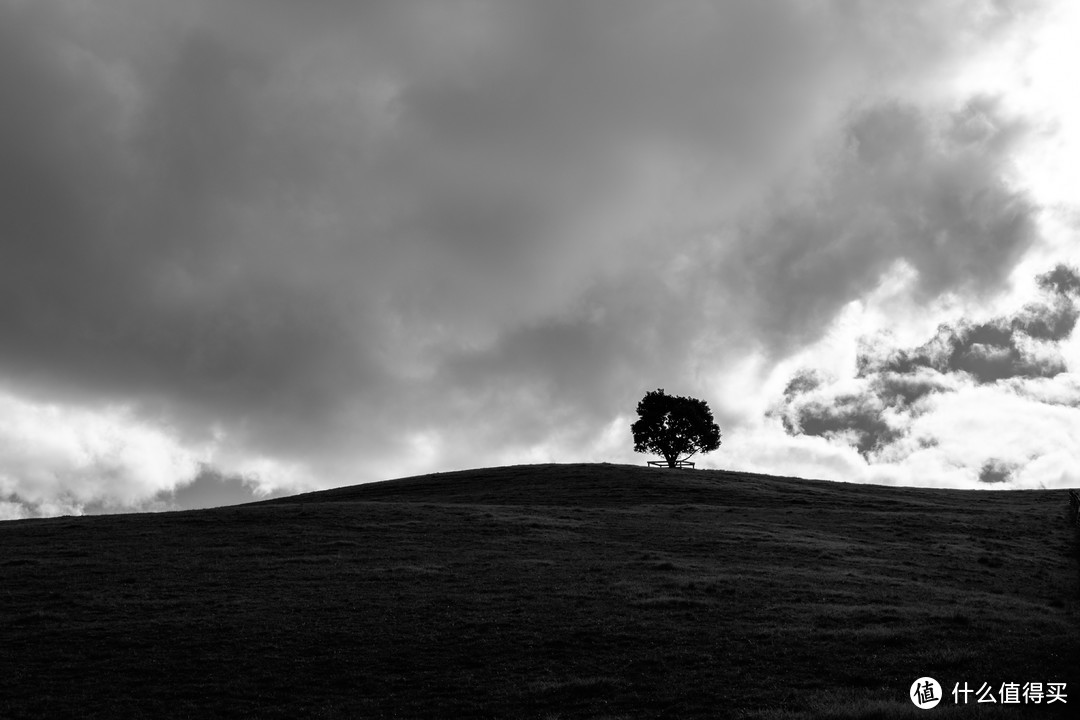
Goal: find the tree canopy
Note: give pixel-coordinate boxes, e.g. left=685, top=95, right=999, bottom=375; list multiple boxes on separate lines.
left=631, top=389, right=722, bottom=468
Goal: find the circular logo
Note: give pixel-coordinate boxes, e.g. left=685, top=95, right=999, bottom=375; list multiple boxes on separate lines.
left=910, top=677, right=942, bottom=709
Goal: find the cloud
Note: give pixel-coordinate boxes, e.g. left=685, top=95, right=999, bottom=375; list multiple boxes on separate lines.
left=771, top=367, right=954, bottom=461
left=859, top=264, right=1080, bottom=384
left=715, top=97, right=1040, bottom=354
left=872, top=384, right=1080, bottom=489
left=0, top=390, right=203, bottom=517
left=775, top=266, right=1080, bottom=484
left=0, top=0, right=1068, bottom=513
left=978, top=458, right=1016, bottom=484
left=785, top=393, right=903, bottom=458
left=161, top=467, right=284, bottom=512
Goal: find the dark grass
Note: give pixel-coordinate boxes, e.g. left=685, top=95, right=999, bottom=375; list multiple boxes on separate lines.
left=2, top=463, right=1078, bottom=718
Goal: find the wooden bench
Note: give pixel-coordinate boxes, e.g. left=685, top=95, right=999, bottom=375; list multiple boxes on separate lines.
left=647, top=460, right=695, bottom=469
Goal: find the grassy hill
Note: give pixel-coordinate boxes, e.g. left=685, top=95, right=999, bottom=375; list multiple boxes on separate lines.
left=2, top=463, right=1077, bottom=718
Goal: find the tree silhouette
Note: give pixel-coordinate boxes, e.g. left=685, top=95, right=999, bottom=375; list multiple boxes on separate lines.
left=630, top=388, right=721, bottom=468
left=631, top=389, right=721, bottom=468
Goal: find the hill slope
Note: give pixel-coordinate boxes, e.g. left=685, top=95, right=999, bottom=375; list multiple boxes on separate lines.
left=2, top=464, right=1077, bottom=718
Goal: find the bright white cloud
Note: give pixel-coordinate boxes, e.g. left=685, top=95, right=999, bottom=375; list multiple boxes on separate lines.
left=876, top=383, right=1080, bottom=489
left=0, top=391, right=205, bottom=515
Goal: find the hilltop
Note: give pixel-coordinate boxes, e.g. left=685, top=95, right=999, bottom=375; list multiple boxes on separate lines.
left=2, top=463, right=1077, bottom=718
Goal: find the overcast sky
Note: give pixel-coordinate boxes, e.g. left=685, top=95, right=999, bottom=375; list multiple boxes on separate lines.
left=3, top=0, right=1080, bottom=518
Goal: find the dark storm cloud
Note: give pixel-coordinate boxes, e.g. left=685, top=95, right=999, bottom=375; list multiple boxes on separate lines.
left=0, top=0, right=1057, bottom=510
left=861, top=264, right=1080, bottom=384
left=720, top=98, right=1040, bottom=353
left=783, top=370, right=824, bottom=402
left=778, top=266, right=1080, bottom=458
left=780, top=393, right=903, bottom=458
left=771, top=360, right=952, bottom=460
left=1037, top=263, right=1080, bottom=296
left=870, top=371, right=954, bottom=411
left=0, top=3, right=384, bottom=447
left=865, top=319, right=1067, bottom=384
left=978, top=459, right=1016, bottom=484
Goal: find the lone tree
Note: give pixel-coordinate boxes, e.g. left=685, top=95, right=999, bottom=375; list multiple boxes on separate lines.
left=631, top=388, right=722, bottom=468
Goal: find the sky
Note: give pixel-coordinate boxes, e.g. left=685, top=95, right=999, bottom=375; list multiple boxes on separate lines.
left=3, top=0, right=1080, bottom=519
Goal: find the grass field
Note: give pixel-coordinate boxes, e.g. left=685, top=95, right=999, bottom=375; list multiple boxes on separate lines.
left=2, top=463, right=1078, bottom=718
